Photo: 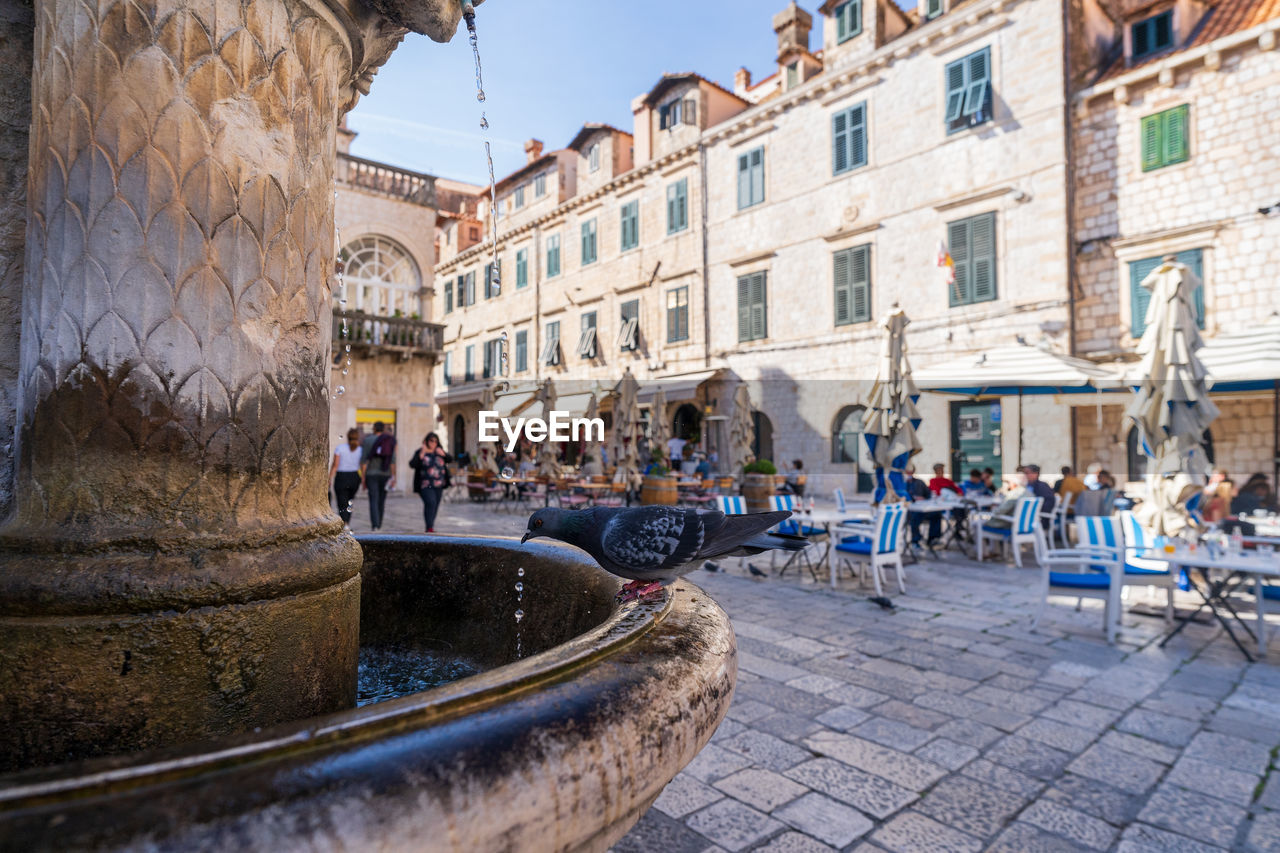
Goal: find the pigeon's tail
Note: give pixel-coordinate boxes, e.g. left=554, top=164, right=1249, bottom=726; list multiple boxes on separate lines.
left=731, top=531, right=809, bottom=556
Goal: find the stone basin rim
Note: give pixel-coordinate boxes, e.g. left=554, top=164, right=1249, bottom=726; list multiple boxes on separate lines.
left=0, top=533, right=667, bottom=805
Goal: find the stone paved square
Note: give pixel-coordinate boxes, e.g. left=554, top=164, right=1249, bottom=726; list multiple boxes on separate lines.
left=361, top=498, right=1280, bottom=852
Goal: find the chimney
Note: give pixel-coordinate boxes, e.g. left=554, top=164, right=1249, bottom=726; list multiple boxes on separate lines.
left=773, top=2, right=813, bottom=62
left=734, top=67, right=753, bottom=95
left=524, top=138, right=544, bottom=163
left=336, top=116, right=357, bottom=155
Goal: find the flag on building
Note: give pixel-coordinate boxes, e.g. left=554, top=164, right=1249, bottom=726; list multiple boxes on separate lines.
left=936, top=240, right=955, bottom=285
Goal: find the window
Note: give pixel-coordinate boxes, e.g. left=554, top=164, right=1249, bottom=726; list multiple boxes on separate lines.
left=442, top=352, right=452, bottom=386
left=1131, top=9, right=1173, bottom=60
left=832, top=405, right=867, bottom=464
left=1129, top=249, right=1205, bottom=337
left=1140, top=104, right=1189, bottom=171
left=832, top=103, right=868, bottom=174
left=514, top=185, right=525, bottom=208
left=534, top=173, right=547, bottom=197
left=944, top=47, right=992, bottom=134
left=667, top=178, right=688, bottom=234
left=786, top=62, right=799, bottom=89
left=581, top=218, right=597, bottom=265
left=737, top=272, right=767, bottom=342
left=516, top=248, right=528, bottom=288
left=835, top=0, right=861, bottom=42
left=542, top=321, right=561, bottom=366
left=515, top=329, right=528, bottom=373
left=444, top=278, right=453, bottom=314
left=340, top=235, right=422, bottom=317
left=620, top=200, right=639, bottom=251
left=588, top=143, right=600, bottom=172
left=483, top=337, right=503, bottom=378
left=577, top=312, right=598, bottom=359
left=658, top=96, right=697, bottom=130
left=464, top=344, right=475, bottom=382
left=926, top=0, right=943, bottom=18
left=667, top=287, right=689, bottom=343
left=546, top=234, right=560, bottom=277
left=947, top=212, right=997, bottom=306
left=833, top=244, right=871, bottom=325
left=619, top=299, right=640, bottom=351
left=737, top=147, right=765, bottom=209
left=464, top=271, right=476, bottom=306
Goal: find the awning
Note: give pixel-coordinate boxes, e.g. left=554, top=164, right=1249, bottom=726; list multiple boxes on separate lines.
left=914, top=344, right=1122, bottom=395
left=494, top=389, right=538, bottom=418
left=638, top=369, right=721, bottom=404
left=435, top=382, right=488, bottom=406
left=1198, top=314, right=1280, bottom=392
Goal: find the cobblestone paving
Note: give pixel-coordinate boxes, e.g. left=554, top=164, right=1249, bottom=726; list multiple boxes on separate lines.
left=360, top=492, right=1280, bottom=852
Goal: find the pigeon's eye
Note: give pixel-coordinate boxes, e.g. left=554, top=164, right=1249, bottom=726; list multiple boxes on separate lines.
left=533, top=518, right=543, bottom=529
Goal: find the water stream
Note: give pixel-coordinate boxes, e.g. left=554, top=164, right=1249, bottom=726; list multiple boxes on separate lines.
left=464, top=5, right=501, bottom=305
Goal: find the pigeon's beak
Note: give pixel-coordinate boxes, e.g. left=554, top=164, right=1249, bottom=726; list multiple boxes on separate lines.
left=521, top=531, right=532, bottom=544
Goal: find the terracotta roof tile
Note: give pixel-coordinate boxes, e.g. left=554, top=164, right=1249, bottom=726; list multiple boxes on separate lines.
left=1097, top=0, right=1280, bottom=81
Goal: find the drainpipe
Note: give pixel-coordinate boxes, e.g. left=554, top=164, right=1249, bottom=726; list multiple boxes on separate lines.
left=699, top=141, right=711, bottom=369
left=534, top=225, right=542, bottom=382
left=1062, top=0, right=1080, bottom=470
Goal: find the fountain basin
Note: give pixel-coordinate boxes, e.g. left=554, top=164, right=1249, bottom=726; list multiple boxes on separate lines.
left=0, top=535, right=736, bottom=852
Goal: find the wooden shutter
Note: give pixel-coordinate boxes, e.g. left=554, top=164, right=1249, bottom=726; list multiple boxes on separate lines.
left=948, top=219, right=970, bottom=305
left=749, top=272, right=767, bottom=340
left=832, top=110, right=849, bottom=174
left=1140, top=113, right=1162, bottom=171
left=849, top=104, right=866, bottom=168
left=750, top=148, right=764, bottom=205
left=445, top=279, right=452, bottom=313
left=1163, top=105, right=1188, bottom=165
left=737, top=277, right=751, bottom=341
left=927, top=0, right=943, bottom=17
left=850, top=245, right=871, bottom=321
left=971, top=213, right=996, bottom=302
left=1182, top=248, right=1205, bottom=328
left=1129, top=255, right=1162, bottom=337
left=683, top=98, right=697, bottom=126
left=581, top=222, right=589, bottom=263
left=516, top=249, right=527, bottom=288
left=833, top=250, right=851, bottom=326
left=678, top=180, right=688, bottom=229
left=667, top=183, right=677, bottom=232
left=962, top=49, right=990, bottom=118
left=737, top=153, right=750, bottom=209
left=944, top=58, right=967, bottom=123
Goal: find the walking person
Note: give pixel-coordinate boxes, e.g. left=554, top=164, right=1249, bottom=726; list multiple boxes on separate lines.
left=361, top=420, right=396, bottom=530
left=410, top=432, right=449, bottom=532
left=329, top=428, right=364, bottom=526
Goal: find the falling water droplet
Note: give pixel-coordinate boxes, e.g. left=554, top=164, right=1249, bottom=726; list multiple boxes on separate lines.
left=517, top=567, right=524, bottom=577
left=500, top=331, right=508, bottom=341
left=514, top=610, right=524, bottom=622
left=336, top=385, right=345, bottom=396
left=515, top=582, right=523, bottom=593
left=341, top=368, right=348, bottom=376
left=480, top=115, right=489, bottom=129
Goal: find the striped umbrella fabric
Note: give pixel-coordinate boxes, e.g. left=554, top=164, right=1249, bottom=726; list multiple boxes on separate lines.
left=862, top=308, right=921, bottom=503
left=1124, top=257, right=1219, bottom=535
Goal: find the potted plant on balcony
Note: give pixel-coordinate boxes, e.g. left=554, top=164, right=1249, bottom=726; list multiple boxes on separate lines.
left=640, top=449, right=677, bottom=505
left=741, top=458, right=778, bottom=513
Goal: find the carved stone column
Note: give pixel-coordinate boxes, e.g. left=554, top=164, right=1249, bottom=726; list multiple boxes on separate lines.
left=0, top=0, right=466, bottom=770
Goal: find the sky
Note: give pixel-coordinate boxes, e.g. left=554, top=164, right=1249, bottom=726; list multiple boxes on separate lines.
left=347, top=0, right=826, bottom=185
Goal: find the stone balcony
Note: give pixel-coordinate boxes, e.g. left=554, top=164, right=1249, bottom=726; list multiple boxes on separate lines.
left=334, top=309, right=444, bottom=359
left=336, top=153, right=436, bottom=207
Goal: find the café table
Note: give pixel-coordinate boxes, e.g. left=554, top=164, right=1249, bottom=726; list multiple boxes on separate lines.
left=788, top=507, right=874, bottom=587
left=1137, top=546, right=1280, bottom=661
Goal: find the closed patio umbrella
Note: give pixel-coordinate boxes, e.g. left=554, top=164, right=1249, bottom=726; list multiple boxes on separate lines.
left=1124, top=256, right=1219, bottom=535
left=649, top=386, right=670, bottom=462
left=611, top=369, right=643, bottom=495
left=863, top=308, right=921, bottom=503
left=534, top=378, right=562, bottom=480
left=728, top=383, right=755, bottom=478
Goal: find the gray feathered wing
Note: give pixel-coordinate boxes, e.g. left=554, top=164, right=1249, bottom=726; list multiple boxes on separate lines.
left=598, top=508, right=794, bottom=575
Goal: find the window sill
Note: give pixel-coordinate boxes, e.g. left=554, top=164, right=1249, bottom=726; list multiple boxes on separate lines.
left=834, top=318, right=873, bottom=328
left=948, top=298, right=999, bottom=309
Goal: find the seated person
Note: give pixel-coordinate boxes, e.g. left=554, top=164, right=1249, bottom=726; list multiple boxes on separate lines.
left=1233, top=474, right=1276, bottom=516
left=1055, top=466, right=1087, bottom=506
left=1023, top=464, right=1056, bottom=514
left=928, top=463, right=963, bottom=496
left=981, top=467, right=998, bottom=494
left=1082, top=462, right=1103, bottom=490
left=783, top=459, right=805, bottom=496
left=960, top=468, right=989, bottom=495
left=903, top=465, right=941, bottom=545
left=1203, top=480, right=1234, bottom=524
left=982, top=472, right=1029, bottom=530
left=694, top=453, right=712, bottom=479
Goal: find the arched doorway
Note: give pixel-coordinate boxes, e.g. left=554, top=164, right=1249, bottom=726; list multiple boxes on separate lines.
left=832, top=405, right=874, bottom=492
left=751, top=411, right=774, bottom=464
left=452, top=413, right=466, bottom=461
left=673, top=403, right=701, bottom=442
left=341, top=235, right=422, bottom=318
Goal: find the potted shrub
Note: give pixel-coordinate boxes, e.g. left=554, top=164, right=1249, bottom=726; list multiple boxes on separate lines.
left=742, top=459, right=778, bottom=513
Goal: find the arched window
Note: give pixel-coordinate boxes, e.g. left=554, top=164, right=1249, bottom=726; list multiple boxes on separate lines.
left=1127, top=426, right=1215, bottom=481
left=673, top=403, right=701, bottom=441
left=341, top=236, right=422, bottom=318
left=452, top=414, right=466, bottom=459
left=832, top=405, right=866, bottom=464
left=751, top=411, right=774, bottom=463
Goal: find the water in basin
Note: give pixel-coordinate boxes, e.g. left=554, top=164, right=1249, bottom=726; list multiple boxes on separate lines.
left=356, top=644, right=481, bottom=707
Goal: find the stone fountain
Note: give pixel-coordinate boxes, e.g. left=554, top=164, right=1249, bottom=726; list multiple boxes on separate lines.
left=0, top=0, right=735, bottom=847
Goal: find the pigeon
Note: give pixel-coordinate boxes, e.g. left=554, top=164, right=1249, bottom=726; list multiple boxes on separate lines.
left=748, top=564, right=769, bottom=578
left=521, top=506, right=808, bottom=601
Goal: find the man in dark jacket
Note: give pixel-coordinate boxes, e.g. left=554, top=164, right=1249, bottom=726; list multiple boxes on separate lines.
left=361, top=421, right=397, bottom=530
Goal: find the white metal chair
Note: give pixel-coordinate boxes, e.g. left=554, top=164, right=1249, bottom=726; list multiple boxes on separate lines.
left=715, top=495, right=749, bottom=573
left=1041, top=491, right=1074, bottom=549
left=1117, top=510, right=1177, bottom=622
left=833, top=502, right=908, bottom=596
left=768, top=494, right=826, bottom=580
left=1031, top=525, right=1123, bottom=644
left=977, top=496, right=1044, bottom=568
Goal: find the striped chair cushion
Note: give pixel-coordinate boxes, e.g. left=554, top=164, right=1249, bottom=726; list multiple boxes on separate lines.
left=1049, top=571, right=1110, bottom=589
left=1015, top=498, right=1043, bottom=535
left=717, top=496, right=746, bottom=515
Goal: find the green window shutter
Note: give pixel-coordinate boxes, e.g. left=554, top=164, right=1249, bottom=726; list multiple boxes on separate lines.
left=836, top=2, right=848, bottom=40
left=737, top=153, right=750, bottom=209
left=1163, top=105, right=1188, bottom=165
left=751, top=148, right=764, bottom=204
left=737, top=277, right=750, bottom=341
left=833, top=249, right=851, bottom=326
left=678, top=180, right=688, bottom=230
left=516, top=249, right=527, bottom=288
left=849, top=104, right=866, bottom=168
left=850, top=245, right=871, bottom=321
left=750, top=272, right=767, bottom=340
left=962, top=48, right=990, bottom=118
left=667, top=183, right=677, bottom=232
left=1129, top=255, right=1162, bottom=337
left=836, top=1, right=861, bottom=41
left=948, top=219, right=970, bottom=306
left=926, top=0, right=943, bottom=18
left=1180, top=248, right=1205, bottom=328
left=1140, top=114, right=1162, bottom=171
left=970, top=213, right=996, bottom=302
left=944, top=58, right=967, bottom=123
left=832, top=110, right=849, bottom=174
